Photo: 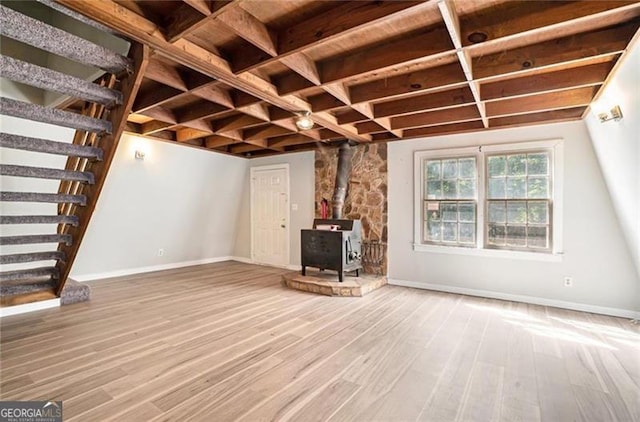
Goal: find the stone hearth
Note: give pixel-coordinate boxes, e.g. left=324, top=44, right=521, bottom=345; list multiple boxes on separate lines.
left=282, top=269, right=387, bottom=297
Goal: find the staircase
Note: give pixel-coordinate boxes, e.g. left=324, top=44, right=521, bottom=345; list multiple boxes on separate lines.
left=0, top=2, right=148, bottom=308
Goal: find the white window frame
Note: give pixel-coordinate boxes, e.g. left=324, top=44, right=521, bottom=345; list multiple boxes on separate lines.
left=413, top=139, right=564, bottom=262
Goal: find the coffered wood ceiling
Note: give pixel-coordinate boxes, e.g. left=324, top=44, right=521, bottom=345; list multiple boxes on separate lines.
left=58, top=0, right=640, bottom=157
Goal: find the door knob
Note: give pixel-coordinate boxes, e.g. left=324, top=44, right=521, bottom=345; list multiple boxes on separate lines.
left=281, top=224, right=286, bottom=228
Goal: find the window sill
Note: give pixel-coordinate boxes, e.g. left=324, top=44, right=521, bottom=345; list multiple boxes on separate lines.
left=412, top=243, right=563, bottom=262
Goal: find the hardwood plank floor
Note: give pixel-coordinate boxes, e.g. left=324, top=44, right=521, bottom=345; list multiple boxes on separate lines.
left=1, top=261, right=639, bottom=421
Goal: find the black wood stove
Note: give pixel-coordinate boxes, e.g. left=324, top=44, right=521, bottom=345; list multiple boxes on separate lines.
left=301, top=219, right=363, bottom=282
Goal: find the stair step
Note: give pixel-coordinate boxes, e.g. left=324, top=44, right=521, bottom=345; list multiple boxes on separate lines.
left=0, top=132, right=103, bottom=160
left=0, top=97, right=112, bottom=134
left=0, top=192, right=86, bottom=206
left=0, top=266, right=58, bottom=283
left=0, top=215, right=79, bottom=226
left=1, top=280, right=55, bottom=296
left=36, top=0, right=119, bottom=37
left=0, top=283, right=57, bottom=306
left=0, top=234, right=72, bottom=246
left=0, top=164, right=95, bottom=184
left=0, top=251, right=65, bottom=265
left=1, top=55, right=123, bottom=107
left=0, top=4, right=132, bottom=74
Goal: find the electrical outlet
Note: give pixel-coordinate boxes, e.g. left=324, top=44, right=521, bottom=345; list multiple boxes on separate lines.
left=158, top=248, right=164, bottom=257
left=564, top=276, right=573, bottom=287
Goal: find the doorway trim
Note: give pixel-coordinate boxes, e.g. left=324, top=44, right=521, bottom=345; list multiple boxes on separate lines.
left=250, top=163, right=291, bottom=268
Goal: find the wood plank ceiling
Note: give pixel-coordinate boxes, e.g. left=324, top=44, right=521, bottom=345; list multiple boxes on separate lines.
left=58, top=0, right=640, bottom=157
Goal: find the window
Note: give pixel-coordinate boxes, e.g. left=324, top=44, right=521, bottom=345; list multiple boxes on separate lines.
left=486, top=152, right=551, bottom=250
left=424, top=157, right=477, bottom=246
left=414, top=140, right=562, bottom=258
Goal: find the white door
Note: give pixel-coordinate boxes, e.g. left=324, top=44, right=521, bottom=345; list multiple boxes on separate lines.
left=251, top=165, right=289, bottom=267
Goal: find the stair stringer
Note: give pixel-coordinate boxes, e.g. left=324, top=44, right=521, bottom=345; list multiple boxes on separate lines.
left=54, top=43, right=149, bottom=295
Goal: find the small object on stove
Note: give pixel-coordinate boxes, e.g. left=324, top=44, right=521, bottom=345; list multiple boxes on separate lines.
left=320, top=198, right=329, bottom=219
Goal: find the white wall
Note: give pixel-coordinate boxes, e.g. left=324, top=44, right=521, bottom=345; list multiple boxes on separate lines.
left=70, top=135, right=246, bottom=279
left=584, top=39, right=640, bottom=278
left=388, top=121, right=639, bottom=314
left=233, top=151, right=315, bottom=266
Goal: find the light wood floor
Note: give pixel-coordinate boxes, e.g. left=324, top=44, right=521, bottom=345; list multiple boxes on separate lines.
left=1, top=262, right=639, bottom=422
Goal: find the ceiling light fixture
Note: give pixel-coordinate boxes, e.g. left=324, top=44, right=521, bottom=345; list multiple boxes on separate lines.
left=598, top=105, right=623, bottom=123
left=295, top=111, right=314, bottom=130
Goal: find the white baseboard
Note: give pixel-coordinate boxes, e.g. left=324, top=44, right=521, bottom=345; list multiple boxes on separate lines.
left=0, top=298, right=60, bottom=318
left=388, top=278, right=640, bottom=320
left=230, top=256, right=300, bottom=271
left=71, top=256, right=235, bottom=282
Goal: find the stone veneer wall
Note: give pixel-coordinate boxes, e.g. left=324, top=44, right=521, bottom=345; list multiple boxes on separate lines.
left=315, top=143, right=388, bottom=275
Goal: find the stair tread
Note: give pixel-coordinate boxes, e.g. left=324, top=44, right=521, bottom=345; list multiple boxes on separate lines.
left=1, top=55, right=123, bottom=107
left=0, top=234, right=72, bottom=246
left=0, top=251, right=65, bottom=264
left=0, top=279, right=55, bottom=294
left=0, top=5, right=132, bottom=74
left=0, top=266, right=58, bottom=282
left=0, top=287, right=57, bottom=307
left=0, top=215, right=79, bottom=226
left=0, top=192, right=87, bottom=206
left=0, top=97, right=112, bottom=134
left=0, top=133, right=103, bottom=160
left=0, top=164, right=95, bottom=184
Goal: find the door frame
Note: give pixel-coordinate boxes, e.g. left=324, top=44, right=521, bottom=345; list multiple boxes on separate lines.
left=250, top=163, right=291, bottom=267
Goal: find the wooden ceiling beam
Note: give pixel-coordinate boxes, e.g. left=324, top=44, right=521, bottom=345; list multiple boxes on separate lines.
left=176, top=127, right=212, bottom=143
left=233, top=1, right=429, bottom=72
left=141, top=120, right=173, bottom=135
left=438, top=0, right=488, bottom=127
left=390, top=104, right=481, bottom=130
left=164, top=0, right=234, bottom=43
left=174, top=100, right=229, bottom=124
left=473, top=21, right=638, bottom=80
left=402, top=120, right=485, bottom=139
left=350, top=62, right=467, bottom=104
left=132, top=84, right=184, bottom=113
left=144, top=58, right=189, bottom=90
left=336, top=109, right=369, bottom=125
left=323, top=82, right=351, bottom=105
left=204, top=134, right=241, bottom=149
left=275, top=72, right=316, bottom=96
left=214, top=114, right=264, bottom=133
left=280, top=53, right=321, bottom=86
left=489, top=107, right=587, bottom=128
left=237, top=102, right=271, bottom=122
left=244, top=124, right=294, bottom=141
left=183, top=0, right=212, bottom=16
left=190, top=83, right=235, bottom=108
left=268, top=134, right=318, bottom=149
left=216, top=5, right=278, bottom=56
left=485, top=86, right=597, bottom=117
left=374, top=87, right=476, bottom=118
left=320, top=26, right=454, bottom=84
left=350, top=102, right=402, bottom=138
left=309, top=93, right=345, bottom=113
left=461, top=1, right=639, bottom=48
left=480, top=61, right=613, bottom=101
left=230, top=143, right=271, bottom=154
left=355, top=121, right=387, bottom=135
left=140, top=106, right=177, bottom=124
left=58, top=0, right=369, bottom=142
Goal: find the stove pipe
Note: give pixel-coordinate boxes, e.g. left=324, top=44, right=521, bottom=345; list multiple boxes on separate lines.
left=332, top=142, right=354, bottom=219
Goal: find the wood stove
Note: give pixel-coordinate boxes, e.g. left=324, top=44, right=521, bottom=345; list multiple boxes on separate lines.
left=301, top=219, right=363, bottom=282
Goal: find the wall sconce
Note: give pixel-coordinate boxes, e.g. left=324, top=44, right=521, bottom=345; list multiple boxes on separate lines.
left=134, top=150, right=146, bottom=160
left=295, top=111, right=314, bottom=130
left=598, top=105, right=623, bottom=123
